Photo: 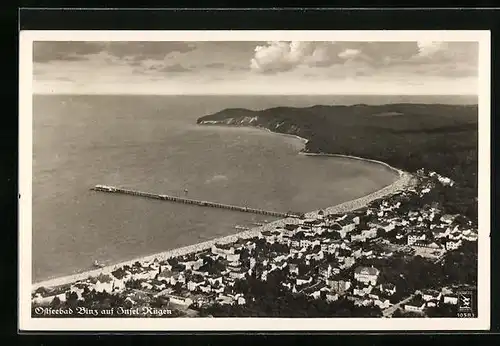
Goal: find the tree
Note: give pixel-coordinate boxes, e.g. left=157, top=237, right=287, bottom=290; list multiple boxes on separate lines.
left=234, top=279, right=251, bottom=295
left=35, top=286, right=48, bottom=296
left=393, top=308, right=403, bottom=317
left=50, top=296, right=61, bottom=308
left=376, top=228, right=386, bottom=238
left=167, top=257, right=179, bottom=266
left=238, top=247, right=251, bottom=261
left=441, top=245, right=478, bottom=286
left=402, top=311, right=425, bottom=318
left=427, top=304, right=457, bottom=317
left=125, top=278, right=142, bottom=290
left=65, top=291, right=79, bottom=308
left=270, top=242, right=289, bottom=254
left=150, top=296, right=169, bottom=309
left=112, top=267, right=128, bottom=280
left=173, top=282, right=184, bottom=294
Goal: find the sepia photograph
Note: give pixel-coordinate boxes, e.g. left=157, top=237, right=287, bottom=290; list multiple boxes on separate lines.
left=19, top=30, right=490, bottom=331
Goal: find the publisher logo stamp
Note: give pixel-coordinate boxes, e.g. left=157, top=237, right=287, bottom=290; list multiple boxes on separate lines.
left=457, top=290, right=474, bottom=317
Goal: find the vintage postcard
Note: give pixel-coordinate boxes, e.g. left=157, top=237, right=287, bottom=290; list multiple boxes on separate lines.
left=19, top=30, right=490, bottom=331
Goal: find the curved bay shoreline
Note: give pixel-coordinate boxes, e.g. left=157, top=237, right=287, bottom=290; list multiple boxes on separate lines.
left=32, top=127, right=414, bottom=291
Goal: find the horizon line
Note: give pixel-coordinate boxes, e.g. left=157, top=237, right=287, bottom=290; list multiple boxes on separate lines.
left=32, top=92, right=479, bottom=97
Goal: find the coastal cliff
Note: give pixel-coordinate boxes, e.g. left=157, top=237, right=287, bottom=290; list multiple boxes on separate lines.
left=198, top=107, right=306, bottom=149
left=197, top=103, right=478, bottom=220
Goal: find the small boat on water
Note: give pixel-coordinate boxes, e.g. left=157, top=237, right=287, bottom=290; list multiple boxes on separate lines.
left=93, top=260, right=105, bottom=268
left=235, top=225, right=250, bottom=231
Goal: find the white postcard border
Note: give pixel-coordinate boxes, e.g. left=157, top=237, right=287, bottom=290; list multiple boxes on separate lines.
left=19, top=30, right=491, bottom=331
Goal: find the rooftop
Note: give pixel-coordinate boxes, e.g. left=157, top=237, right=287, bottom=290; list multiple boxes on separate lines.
left=421, top=289, right=441, bottom=296
left=406, top=296, right=426, bottom=307
left=338, top=219, right=354, bottom=226
left=330, top=224, right=342, bottom=231
left=354, top=266, right=380, bottom=276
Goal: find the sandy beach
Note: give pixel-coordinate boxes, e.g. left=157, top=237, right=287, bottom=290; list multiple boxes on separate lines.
left=32, top=155, right=414, bottom=291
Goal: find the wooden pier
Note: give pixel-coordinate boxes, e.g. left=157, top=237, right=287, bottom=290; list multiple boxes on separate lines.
left=91, top=185, right=301, bottom=218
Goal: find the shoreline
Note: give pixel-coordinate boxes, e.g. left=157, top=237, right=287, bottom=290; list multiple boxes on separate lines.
left=32, top=169, right=413, bottom=291
left=253, top=125, right=402, bottom=178
left=198, top=123, right=401, bottom=178
left=32, top=125, right=413, bottom=291
left=254, top=126, right=310, bottom=146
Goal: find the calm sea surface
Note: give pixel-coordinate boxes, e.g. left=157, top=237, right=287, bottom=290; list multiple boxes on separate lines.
left=31, top=94, right=476, bottom=281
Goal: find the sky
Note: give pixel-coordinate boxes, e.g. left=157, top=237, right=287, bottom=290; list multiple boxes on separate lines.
left=32, top=41, right=479, bottom=95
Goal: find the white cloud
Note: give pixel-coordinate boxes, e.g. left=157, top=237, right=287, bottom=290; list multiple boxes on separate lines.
left=250, top=41, right=340, bottom=73
left=288, top=41, right=315, bottom=63
left=416, top=41, right=448, bottom=57
left=250, top=41, right=297, bottom=73
left=32, top=41, right=479, bottom=95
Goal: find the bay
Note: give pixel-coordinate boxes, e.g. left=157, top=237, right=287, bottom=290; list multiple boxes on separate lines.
left=31, top=94, right=474, bottom=281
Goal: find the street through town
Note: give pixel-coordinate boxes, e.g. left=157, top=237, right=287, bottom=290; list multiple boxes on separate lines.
left=382, top=292, right=417, bottom=317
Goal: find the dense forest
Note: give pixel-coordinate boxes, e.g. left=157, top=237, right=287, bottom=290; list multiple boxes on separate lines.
left=198, top=103, right=478, bottom=221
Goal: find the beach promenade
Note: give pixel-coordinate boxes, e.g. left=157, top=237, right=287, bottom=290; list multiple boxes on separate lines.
left=32, top=168, right=414, bottom=291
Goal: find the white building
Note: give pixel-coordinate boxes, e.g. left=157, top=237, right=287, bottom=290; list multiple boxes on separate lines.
left=187, top=277, right=205, bottom=291
left=326, top=292, right=339, bottom=302
left=354, top=266, right=380, bottom=286
left=443, top=295, right=459, bottom=305
left=211, top=243, right=235, bottom=257
left=229, top=270, right=246, bottom=280
left=446, top=239, right=463, bottom=251
left=379, top=283, right=396, bottom=296
left=350, top=232, right=366, bottom=242
left=94, top=280, right=114, bottom=293
left=226, top=253, right=241, bottom=262
left=336, top=219, right=356, bottom=233
left=207, top=276, right=223, bottom=285
left=440, top=214, right=458, bottom=224
left=353, top=284, right=373, bottom=296
left=168, top=295, right=193, bottom=307
left=374, top=298, right=391, bottom=309
left=362, top=229, right=377, bottom=239
left=422, top=290, right=442, bottom=302
left=407, top=233, right=426, bottom=245
left=288, top=263, right=299, bottom=275
left=296, top=276, right=312, bottom=286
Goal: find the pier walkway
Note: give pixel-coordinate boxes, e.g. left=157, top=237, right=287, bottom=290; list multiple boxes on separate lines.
left=91, top=185, right=301, bottom=218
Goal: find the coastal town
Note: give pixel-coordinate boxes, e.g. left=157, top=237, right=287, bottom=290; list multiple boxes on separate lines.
left=32, top=169, right=478, bottom=318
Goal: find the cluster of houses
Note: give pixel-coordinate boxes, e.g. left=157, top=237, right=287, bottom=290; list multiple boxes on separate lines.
left=386, top=172, right=477, bottom=259
left=402, top=287, right=462, bottom=314
left=416, top=168, right=455, bottom=187
left=32, top=170, right=477, bottom=317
